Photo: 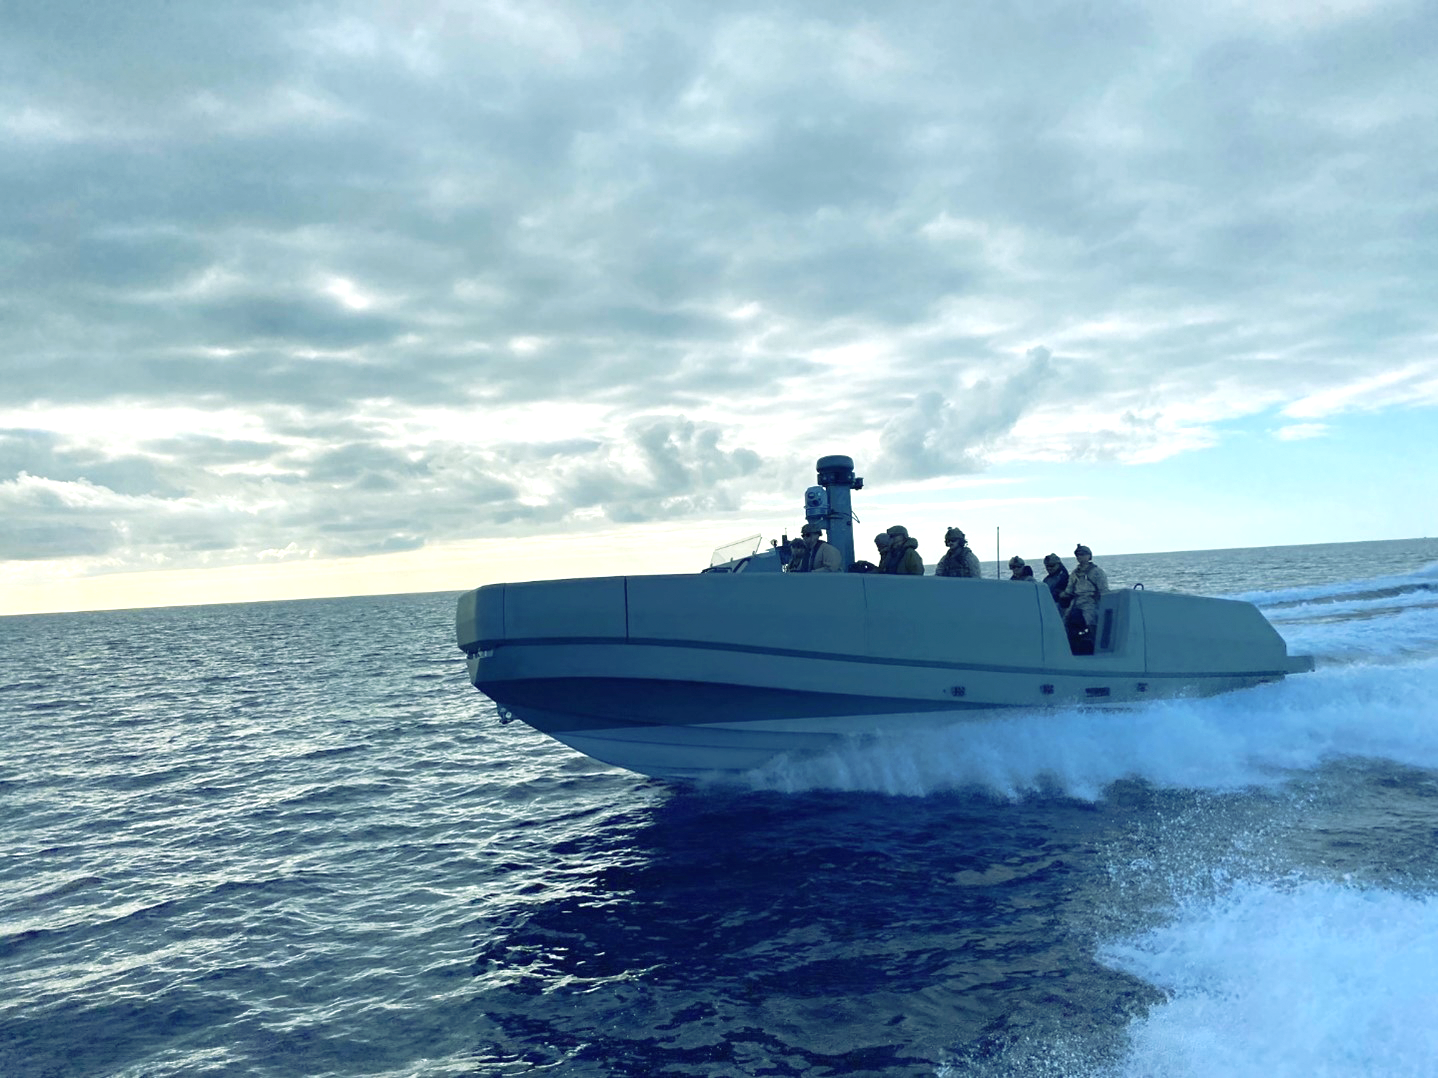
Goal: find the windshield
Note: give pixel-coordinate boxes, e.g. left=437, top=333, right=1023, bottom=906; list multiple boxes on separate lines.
left=710, top=533, right=765, bottom=567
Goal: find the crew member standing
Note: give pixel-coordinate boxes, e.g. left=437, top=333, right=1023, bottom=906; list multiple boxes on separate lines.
left=1058, top=544, right=1109, bottom=651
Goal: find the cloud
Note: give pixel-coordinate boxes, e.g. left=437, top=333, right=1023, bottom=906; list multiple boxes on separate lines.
left=1273, top=422, right=1330, bottom=442
left=1282, top=364, right=1438, bottom=419
left=2, top=0, right=1437, bottom=589
left=876, top=347, right=1055, bottom=479
left=0, top=429, right=189, bottom=498
left=552, top=415, right=764, bottom=523
left=0, top=414, right=764, bottom=568
left=0, top=476, right=128, bottom=560
left=0, top=472, right=250, bottom=562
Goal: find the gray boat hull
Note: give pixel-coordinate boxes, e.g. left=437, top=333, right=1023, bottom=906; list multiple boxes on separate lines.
left=456, top=574, right=1313, bottom=779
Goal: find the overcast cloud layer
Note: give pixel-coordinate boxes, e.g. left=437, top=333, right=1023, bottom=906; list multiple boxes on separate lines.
left=3, top=0, right=1436, bottom=589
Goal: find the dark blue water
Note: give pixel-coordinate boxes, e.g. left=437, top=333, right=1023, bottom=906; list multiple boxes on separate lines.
left=4, top=538, right=1438, bottom=1077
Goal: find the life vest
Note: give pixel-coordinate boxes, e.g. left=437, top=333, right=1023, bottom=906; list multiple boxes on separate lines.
left=804, top=541, right=835, bottom=572
left=788, top=540, right=831, bottom=572
left=937, top=545, right=977, bottom=577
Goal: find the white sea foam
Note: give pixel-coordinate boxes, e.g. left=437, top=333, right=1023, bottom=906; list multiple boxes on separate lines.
left=1278, top=602, right=1438, bottom=664
left=1100, top=880, right=1438, bottom=1078
left=1229, top=558, right=1438, bottom=607
left=1264, top=587, right=1438, bottom=626
left=746, top=658, right=1438, bottom=797
left=747, top=559, right=1438, bottom=797
left=1247, top=559, right=1438, bottom=666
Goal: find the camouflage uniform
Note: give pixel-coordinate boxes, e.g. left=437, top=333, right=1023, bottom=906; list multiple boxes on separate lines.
left=786, top=532, right=844, bottom=573
left=1059, top=550, right=1109, bottom=629
left=935, top=528, right=982, bottom=578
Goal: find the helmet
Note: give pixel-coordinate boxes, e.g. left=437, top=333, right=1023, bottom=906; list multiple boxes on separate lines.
left=801, top=524, right=823, bottom=538
left=886, top=525, right=909, bottom=540
left=945, top=527, right=966, bottom=545
left=1008, top=555, right=1025, bottom=569
left=1074, top=544, right=1092, bottom=557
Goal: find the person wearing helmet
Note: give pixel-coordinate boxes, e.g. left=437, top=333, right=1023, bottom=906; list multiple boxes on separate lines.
left=1007, top=555, right=1035, bottom=581
left=882, top=525, right=924, bottom=575
left=935, top=527, right=982, bottom=578
left=1041, top=553, right=1069, bottom=606
left=785, top=522, right=844, bottom=573
left=785, top=538, right=808, bottom=571
left=1058, top=544, right=1109, bottom=652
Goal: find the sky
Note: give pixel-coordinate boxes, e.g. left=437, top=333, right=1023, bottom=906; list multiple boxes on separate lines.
left=2, top=0, right=1436, bottom=615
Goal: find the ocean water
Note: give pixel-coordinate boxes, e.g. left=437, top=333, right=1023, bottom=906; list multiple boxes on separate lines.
left=3, top=536, right=1438, bottom=1078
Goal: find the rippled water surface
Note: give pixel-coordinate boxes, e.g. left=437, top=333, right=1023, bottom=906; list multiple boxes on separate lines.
left=4, top=538, right=1438, bottom=1077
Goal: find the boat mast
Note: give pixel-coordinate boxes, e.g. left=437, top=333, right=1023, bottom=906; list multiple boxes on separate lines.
left=814, top=455, right=861, bottom=569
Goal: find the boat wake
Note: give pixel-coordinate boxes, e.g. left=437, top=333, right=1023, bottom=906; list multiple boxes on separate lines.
left=1231, top=558, right=1438, bottom=611
left=947, top=876, right=1438, bottom=1078
left=741, top=564, right=1438, bottom=798
left=1243, top=559, right=1438, bottom=664
left=1096, top=880, right=1438, bottom=1078
left=740, top=659, right=1438, bottom=797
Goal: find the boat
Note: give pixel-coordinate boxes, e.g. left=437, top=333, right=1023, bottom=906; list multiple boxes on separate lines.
left=455, top=455, right=1315, bottom=780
